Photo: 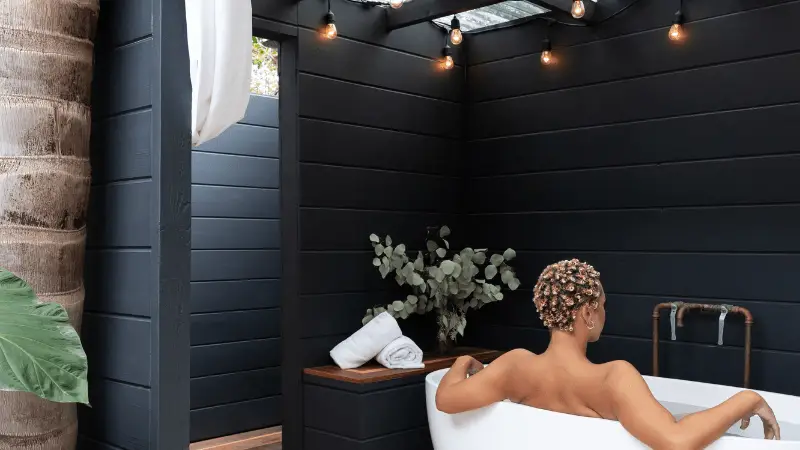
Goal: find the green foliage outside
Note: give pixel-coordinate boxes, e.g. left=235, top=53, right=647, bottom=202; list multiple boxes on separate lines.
left=252, top=37, right=279, bottom=97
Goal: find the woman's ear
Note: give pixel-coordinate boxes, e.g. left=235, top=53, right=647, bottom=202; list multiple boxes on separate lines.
left=580, top=303, right=593, bottom=327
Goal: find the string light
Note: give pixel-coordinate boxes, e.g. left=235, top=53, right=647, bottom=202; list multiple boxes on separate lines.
left=441, top=44, right=454, bottom=70
left=571, top=0, right=585, bottom=19
left=322, top=0, right=337, bottom=40
left=669, top=9, right=685, bottom=41
left=540, top=38, right=553, bottom=65
left=389, top=0, right=404, bottom=9
left=450, top=16, right=463, bottom=45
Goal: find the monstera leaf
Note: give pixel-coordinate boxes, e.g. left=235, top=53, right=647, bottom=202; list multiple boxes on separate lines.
left=0, top=268, right=88, bottom=404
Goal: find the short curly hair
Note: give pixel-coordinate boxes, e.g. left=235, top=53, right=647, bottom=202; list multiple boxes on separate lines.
left=533, top=259, right=603, bottom=332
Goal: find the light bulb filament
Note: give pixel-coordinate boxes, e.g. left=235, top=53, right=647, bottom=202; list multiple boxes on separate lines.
left=541, top=50, right=553, bottom=65
left=669, top=23, right=684, bottom=41
left=571, top=0, right=585, bottom=19
left=389, top=0, right=404, bottom=9
left=442, top=55, right=454, bottom=70
left=323, top=23, right=337, bottom=40
left=450, top=28, right=463, bottom=46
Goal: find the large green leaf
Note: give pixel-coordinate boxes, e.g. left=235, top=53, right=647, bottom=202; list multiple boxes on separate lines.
left=0, top=269, right=88, bottom=404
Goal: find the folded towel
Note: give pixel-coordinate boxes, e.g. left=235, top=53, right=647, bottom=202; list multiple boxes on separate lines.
left=376, top=335, right=425, bottom=370
left=330, top=312, right=403, bottom=369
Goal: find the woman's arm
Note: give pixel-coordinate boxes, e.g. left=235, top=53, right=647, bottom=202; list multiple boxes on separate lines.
left=608, top=361, right=779, bottom=450
left=435, top=349, right=526, bottom=414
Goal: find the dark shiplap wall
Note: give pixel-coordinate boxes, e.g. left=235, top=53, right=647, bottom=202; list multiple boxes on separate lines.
left=190, top=95, right=282, bottom=442
left=82, top=0, right=190, bottom=448
left=285, top=0, right=464, bottom=447
left=464, top=0, right=800, bottom=396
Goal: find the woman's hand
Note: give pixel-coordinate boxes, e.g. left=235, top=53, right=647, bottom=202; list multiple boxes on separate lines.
left=456, top=355, right=484, bottom=376
left=741, top=394, right=781, bottom=440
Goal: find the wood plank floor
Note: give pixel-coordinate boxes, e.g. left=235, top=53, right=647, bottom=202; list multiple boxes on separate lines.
left=190, top=426, right=281, bottom=450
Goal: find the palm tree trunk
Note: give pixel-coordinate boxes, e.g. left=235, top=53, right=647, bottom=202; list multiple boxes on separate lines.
left=0, top=0, right=98, bottom=448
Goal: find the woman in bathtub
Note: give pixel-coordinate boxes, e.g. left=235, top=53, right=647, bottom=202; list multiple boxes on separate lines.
left=436, top=259, right=781, bottom=448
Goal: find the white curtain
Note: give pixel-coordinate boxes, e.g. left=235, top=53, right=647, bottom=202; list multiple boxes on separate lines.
left=185, top=0, right=253, bottom=147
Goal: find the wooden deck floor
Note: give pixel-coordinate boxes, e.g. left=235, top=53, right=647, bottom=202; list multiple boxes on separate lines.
left=189, top=426, right=281, bottom=450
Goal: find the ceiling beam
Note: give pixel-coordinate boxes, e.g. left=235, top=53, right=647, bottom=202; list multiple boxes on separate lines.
left=386, top=0, right=505, bottom=30
left=528, top=0, right=597, bottom=20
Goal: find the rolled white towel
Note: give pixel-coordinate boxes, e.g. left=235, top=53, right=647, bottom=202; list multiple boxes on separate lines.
left=376, top=335, right=425, bottom=370
left=330, top=312, right=403, bottom=369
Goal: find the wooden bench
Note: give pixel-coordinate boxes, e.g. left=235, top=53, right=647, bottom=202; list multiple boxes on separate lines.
left=302, top=348, right=502, bottom=450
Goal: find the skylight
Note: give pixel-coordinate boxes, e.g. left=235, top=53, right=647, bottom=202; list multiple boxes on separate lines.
left=433, top=1, right=549, bottom=32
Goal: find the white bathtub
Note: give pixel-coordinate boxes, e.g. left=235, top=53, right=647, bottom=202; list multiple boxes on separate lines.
left=426, top=368, right=800, bottom=449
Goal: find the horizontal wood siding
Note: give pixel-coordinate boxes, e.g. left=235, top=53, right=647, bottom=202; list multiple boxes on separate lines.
left=463, top=1, right=800, bottom=396
left=81, top=0, right=154, bottom=447
left=190, top=94, right=282, bottom=440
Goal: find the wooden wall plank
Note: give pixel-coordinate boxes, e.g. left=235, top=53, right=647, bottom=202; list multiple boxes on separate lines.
left=191, top=309, right=281, bottom=345
left=192, top=186, right=280, bottom=219
left=194, top=124, right=279, bottom=158
left=190, top=396, right=282, bottom=443
left=469, top=2, right=800, bottom=101
left=300, top=251, right=387, bottom=295
left=191, top=218, right=280, bottom=250
left=191, top=338, right=281, bottom=377
left=468, top=104, right=800, bottom=176
left=93, top=38, right=153, bottom=117
left=300, top=208, right=457, bottom=251
left=240, top=95, right=280, bottom=127
left=300, top=164, right=460, bottom=213
left=88, top=181, right=151, bottom=247
left=467, top=0, right=794, bottom=65
left=78, top=380, right=151, bottom=450
left=470, top=52, right=800, bottom=138
left=82, top=314, right=151, bottom=386
left=305, top=427, right=432, bottom=450
left=191, top=279, right=281, bottom=313
left=84, top=249, right=152, bottom=317
left=298, top=29, right=463, bottom=102
left=91, top=110, right=152, bottom=183
left=191, top=368, right=281, bottom=409
left=96, top=0, right=153, bottom=47
left=299, top=119, right=460, bottom=176
left=191, top=250, right=281, bottom=281
left=298, top=0, right=464, bottom=64
left=252, top=0, right=298, bottom=25
left=192, top=152, right=279, bottom=189
left=299, top=74, right=461, bottom=139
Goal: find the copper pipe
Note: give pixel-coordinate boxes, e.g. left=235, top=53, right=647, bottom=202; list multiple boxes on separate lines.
left=652, top=302, right=682, bottom=377
left=672, top=303, right=754, bottom=388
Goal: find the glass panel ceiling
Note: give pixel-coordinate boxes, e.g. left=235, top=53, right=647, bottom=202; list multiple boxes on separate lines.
left=433, top=1, right=549, bottom=32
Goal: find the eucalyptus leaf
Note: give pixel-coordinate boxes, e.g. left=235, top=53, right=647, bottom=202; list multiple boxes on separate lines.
left=374, top=244, right=385, bottom=256
left=395, top=244, right=406, bottom=256
left=411, top=273, right=424, bottom=286
left=509, top=278, right=521, bottom=291
left=442, top=315, right=449, bottom=327
left=451, top=263, right=462, bottom=279
left=494, top=292, right=504, bottom=301
left=400, top=309, right=409, bottom=319
left=369, top=234, right=380, bottom=243
left=449, top=283, right=459, bottom=295
left=386, top=235, right=392, bottom=246
left=384, top=246, right=393, bottom=257
left=362, top=315, right=373, bottom=325
left=428, top=279, right=438, bottom=290
left=414, top=253, right=424, bottom=271
left=443, top=239, right=450, bottom=249
left=485, top=265, right=498, bottom=280
left=0, top=268, right=88, bottom=404
left=392, top=300, right=405, bottom=312
left=501, top=269, right=514, bottom=284
left=473, top=252, right=486, bottom=265
left=440, top=226, right=451, bottom=237
left=503, top=248, right=517, bottom=261
left=407, top=295, right=418, bottom=305
left=490, top=254, right=504, bottom=266
left=440, top=260, right=456, bottom=276
left=392, top=256, right=404, bottom=270
left=379, top=264, right=391, bottom=279
left=402, top=262, right=414, bottom=278
left=469, top=298, right=478, bottom=308
left=436, top=248, right=447, bottom=258
left=435, top=268, right=445, bottom=283
left=404, top=301, right=415, bottom=314
left=427, top=240, right=438, bottom=252
left=372, top=258, right=381, bottom=267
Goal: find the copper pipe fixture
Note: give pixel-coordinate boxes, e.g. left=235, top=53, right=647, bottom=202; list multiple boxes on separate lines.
left=652, top=302, right=754, bottom=388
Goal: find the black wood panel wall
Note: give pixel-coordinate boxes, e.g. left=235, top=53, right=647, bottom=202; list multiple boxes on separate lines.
left=190, top=95, right=282, bottom=442
left=82, top=0, right=190, bottom=449
left=464, top=0, right=800, bottom=396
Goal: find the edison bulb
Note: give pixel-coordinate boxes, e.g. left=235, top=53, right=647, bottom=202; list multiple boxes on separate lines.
left=389, top=0, right=404, bottom=9
left=450, top=28, right=463, bottom=46
left=540, top=50, right=553, bottom=65
left=571, top=0, right=585, bottom=18
left=323, top=22, right=337, bottom=40
left=668, top=23, right=684, bottom=41
left=442, top=55, right=454, bottom=70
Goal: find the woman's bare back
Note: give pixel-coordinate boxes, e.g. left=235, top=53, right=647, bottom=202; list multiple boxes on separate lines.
left=502, top=349, right=617, bottom=420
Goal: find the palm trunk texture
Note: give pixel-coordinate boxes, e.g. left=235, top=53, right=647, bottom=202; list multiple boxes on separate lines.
left=0, top=0, right=98, bottom=448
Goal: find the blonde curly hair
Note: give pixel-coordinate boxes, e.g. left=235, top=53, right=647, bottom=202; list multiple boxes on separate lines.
left=533, top=259, right=602, bottom=332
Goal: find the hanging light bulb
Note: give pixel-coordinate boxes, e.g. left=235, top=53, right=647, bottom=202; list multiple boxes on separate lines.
left=441, top=45, right=454, bottom=70
left=389, top=0, right=404, bottom=9
left=571, top=0, right=585, bottom=19
left=669, top=11, right=685, bottom=41
left=540, top=38, right=553, bottom=65
left=450, top=16, right=463, bottom=46
left=323, top=11, right=337, bottom=40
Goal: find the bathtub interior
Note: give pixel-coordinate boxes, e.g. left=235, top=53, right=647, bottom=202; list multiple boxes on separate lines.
left=426, top=369, right=800, bottom=442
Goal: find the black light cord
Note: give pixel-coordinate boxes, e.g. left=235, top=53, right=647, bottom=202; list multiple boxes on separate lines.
left=543, top=0, right=644, bottom=27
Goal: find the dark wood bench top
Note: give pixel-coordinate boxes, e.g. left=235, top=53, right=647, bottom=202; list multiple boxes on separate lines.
left=303, top=347, right=502, bottom=384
